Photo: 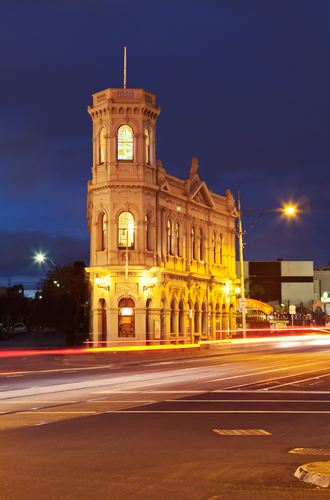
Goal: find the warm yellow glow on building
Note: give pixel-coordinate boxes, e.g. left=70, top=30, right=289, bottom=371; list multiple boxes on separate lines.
left=86, top=87, right=238, bottom=347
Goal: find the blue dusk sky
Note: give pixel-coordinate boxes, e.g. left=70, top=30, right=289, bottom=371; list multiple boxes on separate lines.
left=0, top=0, right=329, bottom=296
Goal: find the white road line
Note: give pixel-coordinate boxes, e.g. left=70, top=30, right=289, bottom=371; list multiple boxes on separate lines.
left=264, top=371, right=330, bottom=390
left=110, top=410, right=330, bottom=414
left=165, top=399, right=330, bottom=403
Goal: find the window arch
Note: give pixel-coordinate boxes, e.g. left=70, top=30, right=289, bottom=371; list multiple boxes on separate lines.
left=199, top=228, right=203, bottom=261
left=167, top=219, right=174, bottom=256
left=176, top=221, right=183, bottom=257
left=118, top=297, right=135, bottom=337
left=145, top=213, right=152, bottom=251
left=219, top=234, right=223, bottom=264
left=212, top=233, right=216, bottom=264
left=145, top=128, right=150, bottom=164
left=99, top=127, right=106, bottom=164
left=118, top=212, right=135, bottom=249
left=97, top=211, right=107, bottom=251
left=191, top=227, right=197, bottom=260
left=117, top=125, right=133, bottom=160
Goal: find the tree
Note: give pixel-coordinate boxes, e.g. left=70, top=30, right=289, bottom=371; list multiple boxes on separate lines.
left=35, top=261, right=89, bottom=346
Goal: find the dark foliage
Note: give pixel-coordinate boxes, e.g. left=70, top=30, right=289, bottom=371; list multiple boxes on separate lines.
left=35, top=261, right=89, bottom=346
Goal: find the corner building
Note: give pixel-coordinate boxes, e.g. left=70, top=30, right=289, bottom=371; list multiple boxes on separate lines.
left=86, top=87, right=238, bottom=345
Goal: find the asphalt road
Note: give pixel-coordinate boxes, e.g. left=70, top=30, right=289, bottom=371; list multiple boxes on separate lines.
left=1, top=338, right=330, bottom=499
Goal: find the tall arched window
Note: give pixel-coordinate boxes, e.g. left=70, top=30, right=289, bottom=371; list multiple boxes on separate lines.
left=212, top=233, right=216, bottom=264
left=219, top=234, right=223, bottom=264
left=99, top=127, right=106, bottom=164
left=101, top=212, right=106, bottom=251
left=167, top=219, right=173, bottom=256
left=118, top=297, right=135, bottom=337
left=97, top=211, right=107, bottom=251
left=176, top=222, right=183, bottom=257
left=199, top=228, right=203, bottom=261
left=191, top=227, right=196, bottom=260
left=118, top=212, right=135, bottom=249
left=117, top=125, right=133, bottom=160
left=145, top=213, right=152, bottom=251
left=145, top=128, right=150, bottom=164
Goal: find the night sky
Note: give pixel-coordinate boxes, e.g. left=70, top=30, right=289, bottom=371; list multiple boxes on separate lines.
left=1, top=0, right=329, bottom=296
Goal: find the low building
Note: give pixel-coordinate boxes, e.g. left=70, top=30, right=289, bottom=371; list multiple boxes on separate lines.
left=237, top=260, right=314, bottom=310
left=86, top=86, right=238, bottom=345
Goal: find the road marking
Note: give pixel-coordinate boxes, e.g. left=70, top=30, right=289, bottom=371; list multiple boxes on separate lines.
left=214, top=389, right=330, bottom=394
left=111, top=410, right=330, bottom=414
left=5, top=375, right=23, bottom=378
left=264, top=371, right=330, bottom=390
left=213, top=429, right=271, bottom=435
left=289, top=448, right=330, bottom=455
left=165, top=399, right=330, bottom=403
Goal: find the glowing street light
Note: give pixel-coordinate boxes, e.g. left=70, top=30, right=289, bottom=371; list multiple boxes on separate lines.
left=237, top=193, right=297, bottom=339
left=35, top=253, right=56, bottom=267
left=284, top=206, right=295, bottom=216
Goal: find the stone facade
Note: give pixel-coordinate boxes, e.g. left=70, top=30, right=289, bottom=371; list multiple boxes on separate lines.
left=86, top=87, right=238, bottom=345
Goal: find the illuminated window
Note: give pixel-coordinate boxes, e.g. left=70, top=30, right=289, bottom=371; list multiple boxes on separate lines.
left=145, top=129, right=150, bottom=164
left=99, top=127, right=106, bottom=164
left=117, top=125, right=133, bottom=160
left=118, top=297, right=135, bottom=337
left=118, top=212, right=134, bottom=249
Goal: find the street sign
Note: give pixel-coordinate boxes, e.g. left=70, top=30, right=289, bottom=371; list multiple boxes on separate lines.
left=289, top=305, right=296, bottom=315
left=239, top=298, right=246, bottom=308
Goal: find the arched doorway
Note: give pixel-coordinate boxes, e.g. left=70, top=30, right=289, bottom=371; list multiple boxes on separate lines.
left=146, top=298, right=152, bottom=344
left=118, top=297, right=135, bottom=337
left=98, top=298, right=107, bottom=346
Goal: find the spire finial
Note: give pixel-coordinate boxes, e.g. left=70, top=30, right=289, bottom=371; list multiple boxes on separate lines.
left=123, top=46, right=127, bottom=89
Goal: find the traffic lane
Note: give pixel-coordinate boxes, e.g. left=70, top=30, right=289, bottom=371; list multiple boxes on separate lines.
left=1, top=408, right=329, bottom=500
left=1, top=345, right=329, bottom=393
left=0, top=335, right=329, bottom=374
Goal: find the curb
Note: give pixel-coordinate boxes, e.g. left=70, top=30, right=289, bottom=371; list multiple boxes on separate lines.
left=295, top=461, right=330, bottom=488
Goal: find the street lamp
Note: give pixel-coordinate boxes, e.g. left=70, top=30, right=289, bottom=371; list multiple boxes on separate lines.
left=35, top=253, right=56, bottom=267
left=237, top=191, right=295, bottom=339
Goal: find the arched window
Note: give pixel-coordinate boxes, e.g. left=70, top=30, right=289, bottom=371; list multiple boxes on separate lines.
left=101, top=213, right=106, bottom=251
left=145, top=128, right=150, bottom=164
left=176, top=222, right=183, bottom=257
left=219, top=234, right=223, bottom=264
left=117, top=125, right=133, bottom=160
left=99, top=127, right=106, bottom=164
left=191, top=227, right=196, bottom=260
left=118, top=297, right=135, bottom=337
left=97, top=211, right=107, bottom=251
left=167, top=219, right=174, bottom=256
left=145, top=213, right=152, bottom=251
left=170, top=300, right=175, bottom=334
left=199, top=228, right=203, bottom=261
left=201, top=303, right=207, bottom=334
left=212, top=233, right=216, bottom=264
left=118, top=212, right=134, bottom=249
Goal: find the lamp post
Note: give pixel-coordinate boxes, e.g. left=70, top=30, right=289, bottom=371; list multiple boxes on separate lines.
left=237, top=191, right=295, bottom=340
